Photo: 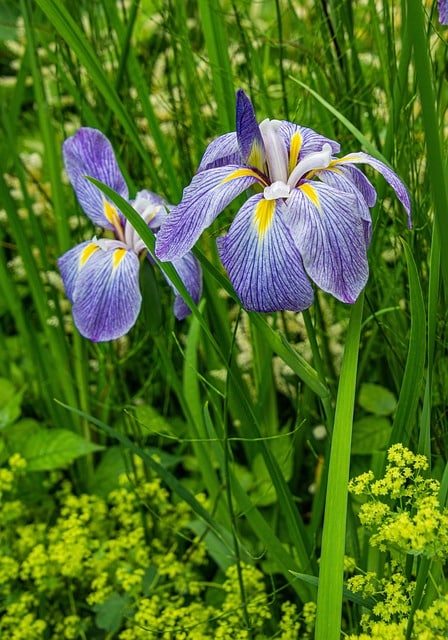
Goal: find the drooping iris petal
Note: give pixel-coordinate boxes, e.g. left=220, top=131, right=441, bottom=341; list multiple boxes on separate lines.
left=70, top=243, right=142, bottom=342
left=236, top=89, right=265, bottom=169
left=169, top=252, right=203, bottom=320
left=63, top=127, right=129, bottom=229
left=335, top=152, right=412, bottom=227
left=58, top=240, right=93, bottom=302
left=217, top=194, right=314, bottom=312
left=317, top=166, right=374, bottom=244
left=325, top=163, right=377, bottom=207
left=155, top=164, right=260, bottom=261
left=288, top=183, right=369, bottom=303
left=198, top=132, right=241, bottom=171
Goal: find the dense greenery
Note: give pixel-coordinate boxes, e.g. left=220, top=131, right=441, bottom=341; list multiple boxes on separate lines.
left=0, top=1, right=447, bottom=638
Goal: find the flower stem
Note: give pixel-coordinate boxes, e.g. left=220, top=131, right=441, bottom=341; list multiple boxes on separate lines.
left=314, top=293, right=364, bottom=640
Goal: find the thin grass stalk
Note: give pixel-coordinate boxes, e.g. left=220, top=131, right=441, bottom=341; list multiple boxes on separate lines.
left=202, top=405, right=313, bottom=601
left=35, top=0, right=172, bottom=193
left=388, top=241, right=426, bottom=446
left=197, top=0, right=235, bottom=131
left=153, top=333, right=223, bottom=510
left=21, top=0, right=71, bottom=253
left=418, top=221, right=440, bottom=458
left=406, top=0, right=448, bottom=292
left=315, top=292, right=364, bottom=640
left=90, top=180, right=317, bottom=572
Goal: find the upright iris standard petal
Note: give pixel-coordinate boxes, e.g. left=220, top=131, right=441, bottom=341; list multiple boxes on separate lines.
left=217, top=194, right=314, bottom=312
left=236, top=89, right=265, bottom=168
left=155, top=164, right=261, bottom=261
left=69, top=243, right=142, bottom=342
left=63, top=127, right=129, bottom=229
left=288, top=183, right=369, bottom=303
left=278, top=122, right=340, bottom=163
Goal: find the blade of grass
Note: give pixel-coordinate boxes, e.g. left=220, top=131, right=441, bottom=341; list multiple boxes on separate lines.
left=406, top=0, right=448, bottom=293
left=55, top=399, right=236, bottom=555
left=315, top=293, right=364, bottom=640
left=21, top=0, right=70, bottom=253
left=388, top=240, right=426, bottom=445
left=198, top=0, right=235, bottom=131
left=35, top=0, right=173, bottom=193
left=90, top=178, right=316, bottom=571
left=203, top=403, right=314, bottom=601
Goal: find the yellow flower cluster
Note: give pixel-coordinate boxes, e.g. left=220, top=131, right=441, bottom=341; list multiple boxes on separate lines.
left=348, top=443, right=448, bottom=558
left=347, top=445, right=448, bottom=639
left=0, top=453, right=302, bottom=638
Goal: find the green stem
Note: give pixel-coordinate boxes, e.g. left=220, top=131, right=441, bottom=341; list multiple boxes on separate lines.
left=314, top=293, right=364, bottom=640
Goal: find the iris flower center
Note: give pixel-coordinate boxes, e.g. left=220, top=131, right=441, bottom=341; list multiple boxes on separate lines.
left=258, top=119, right=332, bottom=201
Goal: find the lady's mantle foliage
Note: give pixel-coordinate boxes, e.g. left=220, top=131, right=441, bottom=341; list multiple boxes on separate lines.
left=156, top=90, right=411, bottom=313
left=58, top=128, right=202, bottom=342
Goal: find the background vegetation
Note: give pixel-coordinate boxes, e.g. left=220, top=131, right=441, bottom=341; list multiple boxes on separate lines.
left=0, top=1, right=447, bottom=638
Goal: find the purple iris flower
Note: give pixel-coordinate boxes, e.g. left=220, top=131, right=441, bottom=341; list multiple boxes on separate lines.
left=58, top=127, right=202, bottom=342
left=439, top=0, right=448, bottom=24
left=155, top=90, right=411, bottom=313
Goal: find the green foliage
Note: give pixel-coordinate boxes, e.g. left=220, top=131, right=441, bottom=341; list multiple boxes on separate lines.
left=0, top=452, right=310, bottom=639
left=0, top=0, right=447, bottom=638
left=347, top=445, right=448, bottom=639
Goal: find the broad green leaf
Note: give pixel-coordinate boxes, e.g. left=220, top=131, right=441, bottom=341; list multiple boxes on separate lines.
left=89, top=446, right=129, bottom=497
left=250, top=427, right=294, bottom=506
left=94, top=593, right=129, bottom=633
left=20, top=428, right=104, bottom=471
left=351, top=416, right=392, bottom=454
left=0, top=385, right=25, bottom=429
left=358, top=382, right=397, bottom=416
left=128, top=404, right=182, bottom=437
left=0, top=378, right=16, bottom=405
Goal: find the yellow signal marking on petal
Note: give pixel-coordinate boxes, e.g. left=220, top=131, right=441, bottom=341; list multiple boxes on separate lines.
left=80, top=243, right=99, bottom=266
left=330, top=153, right=362, bottom=166
left=254, top=198, right=275, bottom=239
left=112, top=248, right=127, bottom=270
left=247, top=141, right=265, bottom=172
left=220, top=167, right=264, bottom=185
left=103, top=199, right=122, bottom=230
left=288, top=131, right=302, bottom=174
left=299, top=183, right=320, bottom=209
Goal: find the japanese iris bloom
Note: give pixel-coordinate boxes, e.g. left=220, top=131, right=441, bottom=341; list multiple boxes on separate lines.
left=58, top=127, right=202, bottom=342
left=156, top=90, right=411, bottom=313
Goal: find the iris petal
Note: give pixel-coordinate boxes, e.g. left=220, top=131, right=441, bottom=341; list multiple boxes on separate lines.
left=70, top=244, right=141, bottom=341
left=170, top=252, right=203, bottom=320
left=278, top=121, right=340, bottom=162
left=198, top=132, right=241, bottom=171
left=155, top=164, right=259, bottom=261
left=288, top=183, right=369, bottom=303
left=236, top=89, right=266, bottom=169
left=318, top=166, right=374, bottom=244
left=58, top=240, right=93, bottom=302
left=63, top=127, right=129, bottom=229
left=217, top=194, right=314, bottom=312
left=335, top=152, right=412, bottom=227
